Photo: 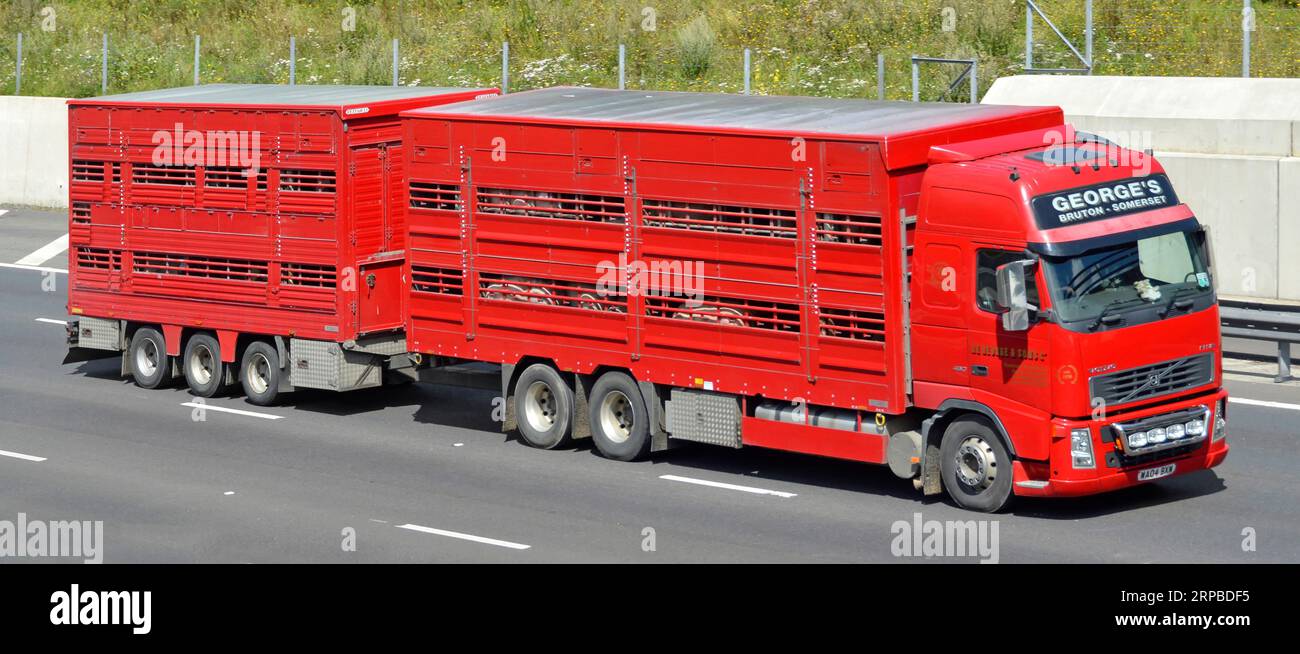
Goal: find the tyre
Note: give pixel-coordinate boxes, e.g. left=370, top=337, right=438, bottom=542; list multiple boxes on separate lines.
left=940, top=417, right=1014, bottom=513
left=588, top=371, right=650, bottom=462
left=127, top=327, right=170, bottom=389
left=239, top=341, right=280, bottom=406
left=182, top=333, right=226, bottom=398
left=513, top=363, right=573, bottom=449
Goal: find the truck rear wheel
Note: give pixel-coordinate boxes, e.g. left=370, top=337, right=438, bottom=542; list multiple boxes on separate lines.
left=588, top=371, right=650, bottom=462
left=940, top=417, right=1013, bottom=513
left=240, top=341, right=280, bottom=406
left=183, top=333, right=226, bottom=398
left=514, top=363, right=573, bottom=450
left=128, top=327, right=170, bottom=389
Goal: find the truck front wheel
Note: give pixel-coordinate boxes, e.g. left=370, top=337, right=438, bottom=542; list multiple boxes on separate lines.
left=940, top=417, right=1013, bottom=513
left=589, top=372, right=650, bottom=462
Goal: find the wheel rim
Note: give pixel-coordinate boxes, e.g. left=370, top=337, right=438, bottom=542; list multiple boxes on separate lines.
left=135, top=339, right=159, bottom=377
left=955, top=436, right=998, bottom=491
left=246, top=352, right=271, bottom=394
left=189, top=344, right=215, bottom=386
left=522, top=381, right=557, bottom=434
left=598, top=390, right=634, bottom=444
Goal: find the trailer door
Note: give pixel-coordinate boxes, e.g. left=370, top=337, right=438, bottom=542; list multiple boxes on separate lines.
left=351, top=143, right=404, bottom=333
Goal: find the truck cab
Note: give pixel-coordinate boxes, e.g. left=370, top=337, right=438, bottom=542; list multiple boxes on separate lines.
left=909, top=126, right=1229, bottom=511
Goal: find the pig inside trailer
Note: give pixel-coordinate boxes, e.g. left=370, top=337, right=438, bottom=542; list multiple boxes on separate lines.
left=64, top=84, right=496, bottom=404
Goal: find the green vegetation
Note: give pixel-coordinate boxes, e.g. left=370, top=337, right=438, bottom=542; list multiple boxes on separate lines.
left=1, top=0, right=1297, bottom=100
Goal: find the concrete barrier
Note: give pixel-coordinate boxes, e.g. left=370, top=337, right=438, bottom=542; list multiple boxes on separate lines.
left=0, top=96, right=69, bottom=208
left=984, top=75, right=1300, bottom=304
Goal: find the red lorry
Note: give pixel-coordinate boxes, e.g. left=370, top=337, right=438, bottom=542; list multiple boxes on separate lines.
left=67, top=85, right=1228, bottom=512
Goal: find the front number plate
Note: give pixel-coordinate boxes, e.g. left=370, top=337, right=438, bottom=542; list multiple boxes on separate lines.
left=1137, top=463, right=1176, bottom=481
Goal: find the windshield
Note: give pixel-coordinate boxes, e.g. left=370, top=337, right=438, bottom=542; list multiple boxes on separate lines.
left=1043, top=229, right=1212, bottom=325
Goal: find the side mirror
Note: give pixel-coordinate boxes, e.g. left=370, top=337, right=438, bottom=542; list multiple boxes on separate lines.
left=996, top=259, right=1037, bottom=331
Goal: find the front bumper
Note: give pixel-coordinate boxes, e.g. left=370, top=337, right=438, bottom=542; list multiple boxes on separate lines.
left=1011, top=388, right=1229, bottom=498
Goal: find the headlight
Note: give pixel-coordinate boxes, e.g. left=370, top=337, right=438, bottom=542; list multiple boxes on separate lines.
left=1070, top=428, right=1095, bottom=469
left=1128, top=430, right=1149, bottom=448
left=1166, top=423, right=1186, bottom=440
left=1213, top=400, right=1227, bottom=441
left=1185, top=418, right=1205, bottom=437
left=1148, top=427, right=1167, bottom=444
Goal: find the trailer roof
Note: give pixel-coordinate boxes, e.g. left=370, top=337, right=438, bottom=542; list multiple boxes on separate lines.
left=70, top=84, right=497, bottom=119
left=405, top=87, right=1064, bottom=169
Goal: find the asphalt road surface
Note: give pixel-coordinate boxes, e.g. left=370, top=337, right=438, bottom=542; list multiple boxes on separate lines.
left=2, top=205, right=1298, bottom=563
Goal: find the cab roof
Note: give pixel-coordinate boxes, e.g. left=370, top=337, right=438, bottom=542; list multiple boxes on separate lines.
left=404, top=86, right=1064, bottom=170
left=69, top=84, right=497, bottom=120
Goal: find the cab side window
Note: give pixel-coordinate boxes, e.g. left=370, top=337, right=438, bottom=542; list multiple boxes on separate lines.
left=976, top=249, right=1039, bottom=313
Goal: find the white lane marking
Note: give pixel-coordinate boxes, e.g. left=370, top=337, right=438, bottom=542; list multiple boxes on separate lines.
left=0, top=262, right=67, bottom=274
left=35, top=318, right=66, bottom=325
left=659, top=474, right=798, bottom=498
left=0, top=449, right=47, bottom=463
left=396, top=523, right=531, bottom=550
left=180, top=402, right=284, bottom=420
left=15, top=234, right=69, bottom=266
left=1230, top=397, right=1300, bottom=412
left=0, top=209, right=9, bottom=217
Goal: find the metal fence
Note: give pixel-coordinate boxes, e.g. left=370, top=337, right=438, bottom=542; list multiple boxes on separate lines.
left=3, top=1, right=1295, bottom=101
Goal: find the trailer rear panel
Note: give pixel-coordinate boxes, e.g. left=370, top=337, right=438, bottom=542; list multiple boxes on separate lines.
left=402, top=88, right=1063, bottom=416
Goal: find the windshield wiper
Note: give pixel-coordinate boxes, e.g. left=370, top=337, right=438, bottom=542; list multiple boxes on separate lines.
left=1158, top=286, right=1199, bottom=318
left=1088, top=298, right=1141, bottom=331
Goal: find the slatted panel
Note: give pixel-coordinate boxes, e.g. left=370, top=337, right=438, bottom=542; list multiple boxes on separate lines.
left=816, top=212, right=882, bottom=247
left=479, top=272, right=627, bottom=313
left=409, top=182, right=462, bottom=212
left=644, top=293, right=800, bottom=333
left=72, top=247, right=121, bottom=290
left=132, top=252, right=268, bottom=283
left=279, top=262, right=338, bottom=312
left=476, top=187, right=625, bottom=223
left=131, top=164, right=197, bottom=205
left=642, top=198, right=797, bottom=239
left=279, top=168, right=337, bottom=214
left=411, top=266, right=463, bottom=296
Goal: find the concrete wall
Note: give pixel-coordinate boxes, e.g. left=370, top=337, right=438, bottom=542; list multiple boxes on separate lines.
left=0, top=97, right=69, bottom=208
left=984, top=76, right=1300, bottom=304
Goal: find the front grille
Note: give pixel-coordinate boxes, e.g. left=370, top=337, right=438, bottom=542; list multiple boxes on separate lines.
left=1117, top=442, right=1202, bottom=468
left=1089, top=353, right=1213, bottom=407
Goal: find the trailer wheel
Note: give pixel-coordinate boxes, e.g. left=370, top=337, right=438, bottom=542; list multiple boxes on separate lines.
left=128, top=327, right=170, bottom=389
left=183, top=333, right=226, bottom=398
left=589, top=371, right=650, bottom=462
left=240, top=341, right=280, bottom=406
left=513, top=363, right=573, bottom=450
left=940, top=417, right=1013, bottom=513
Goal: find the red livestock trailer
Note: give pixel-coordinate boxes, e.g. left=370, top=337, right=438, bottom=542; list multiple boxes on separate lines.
left=399, top=87, right=1227, bottom=511
left=65, top=84, right=496, bottom=402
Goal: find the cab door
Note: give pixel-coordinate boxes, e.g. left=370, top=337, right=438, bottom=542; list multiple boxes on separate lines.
left=964, top=245, right=1053, bottom=410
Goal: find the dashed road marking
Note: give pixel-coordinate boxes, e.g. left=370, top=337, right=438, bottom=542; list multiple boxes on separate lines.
left=35, top=318, right=66, bottom=325
left=15, top=234, right=69, bottom=267
left=0, top=262, right=67, bottom=274
left=659, top=474, right=798, bottom=498
left=1230, top=397, right=1300, bottom=412
left=180, top=402, right=284, bottom=420
left=396, top=523, right=531, bottom=550
left=0, top=448, right=47, bottom=463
